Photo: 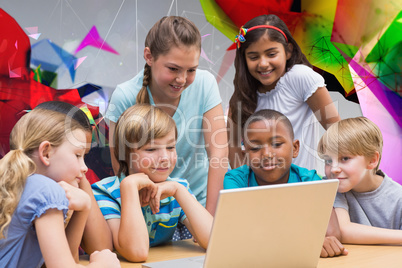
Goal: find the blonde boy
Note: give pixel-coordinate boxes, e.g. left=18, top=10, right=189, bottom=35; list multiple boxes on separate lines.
left=318, top=117, right=402, bottom=244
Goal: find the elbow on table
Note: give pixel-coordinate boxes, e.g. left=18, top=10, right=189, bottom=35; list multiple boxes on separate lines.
left=198, top=241, right=208, bottom=250
left=338, top=225, right=356, bottom=244
left=121, top=246, right=149, bottom=263
left=195, top=236, right=209, bottom=250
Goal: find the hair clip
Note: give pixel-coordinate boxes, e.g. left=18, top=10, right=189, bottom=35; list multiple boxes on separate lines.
left=234, top=25, right=288, bottom=49
left=235, top=26, right=247, bottom=49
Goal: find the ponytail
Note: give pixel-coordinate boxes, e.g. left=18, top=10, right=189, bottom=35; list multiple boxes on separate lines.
left=136, top=64, right=152, bottom=104
left=0, top=149, right=36, bottom=238
left=0, top=108, right=86, bottom=239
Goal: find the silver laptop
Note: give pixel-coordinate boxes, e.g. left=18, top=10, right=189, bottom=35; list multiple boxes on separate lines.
left=142, top=179, right=339, bottom=268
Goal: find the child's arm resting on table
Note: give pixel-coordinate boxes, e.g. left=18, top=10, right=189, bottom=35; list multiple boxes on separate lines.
left=335, top=207, right=402, bottom=244
left=35, top=209, right=120, bottom=268
left=321, top=236, right=348, bottom=258
left=151, top=181, right=213, bottom=249
left=321, top=209, right=348, bottom=257
left=79, top=176, right=113, bottom=253
left=107, top=174, right=156, bottom=262
left=59, top=181, right=91, bottom=262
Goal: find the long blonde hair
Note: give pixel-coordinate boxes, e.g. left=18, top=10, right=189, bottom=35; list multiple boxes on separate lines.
left=136, top=16, right=201, bottom=104
left=114, top=104, right=177, bottom=177
left=0, top=109, right=85, bottom=238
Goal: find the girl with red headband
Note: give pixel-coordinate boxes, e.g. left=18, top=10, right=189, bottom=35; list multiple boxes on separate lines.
left=227, top=14, right=344, bottom=258
left=228, top=14, right=340, bottom=172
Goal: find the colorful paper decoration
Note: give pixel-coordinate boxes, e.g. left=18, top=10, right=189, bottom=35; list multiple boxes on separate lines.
left=200, top=0, right=402, bottom=181
left=74, top=25, right=119, bottom=55
left=31, top=39, right=78, bottom=82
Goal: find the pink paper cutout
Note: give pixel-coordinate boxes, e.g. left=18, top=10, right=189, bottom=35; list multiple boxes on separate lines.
left=200, top=34, right=213, bottom=64
left=25, top=27, right=38, bottom=34
left=353, top=69, right=402, bottom=183
left=9, top=66, right=21, bottom=78
left=349, top=51, right=402, bottom=183
left=25, top=27, right=41, bottom=40
left=200, top=49, right=213, bottom=64
left=75, top=26, right=119, bottom=55
left=28, top=33, right=41, bottom=40
left=74, top=56, right=87, bottom=70
left=216, top=48, right=236, bottom=84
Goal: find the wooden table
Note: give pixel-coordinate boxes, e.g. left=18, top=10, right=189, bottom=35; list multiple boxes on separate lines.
left=80, top=240, right=402, bottom=267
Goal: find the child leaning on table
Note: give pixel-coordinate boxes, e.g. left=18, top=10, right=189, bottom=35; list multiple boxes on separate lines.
left=0, top=108, right=119, bottom=268
left=34, top=101, right=113, bottom=254
left=318, top=117, right=402, bottom=244
left=92, top=104, right=213, bottom=262
left=224, top=109, right=348, bottom=257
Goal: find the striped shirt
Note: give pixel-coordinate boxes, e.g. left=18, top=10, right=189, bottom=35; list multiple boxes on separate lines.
left=92, top=176, right=195, bottom=246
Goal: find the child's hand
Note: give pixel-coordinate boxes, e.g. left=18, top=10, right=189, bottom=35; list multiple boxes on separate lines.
left=78, top=174, right=90, bottom=189
left=149, top=181, right=180, bottom=214
left=58, top=181, right=91, bottom=212
left=321, top=236, right=348, bottom=258
left=89, top=249, right=121, bottom=268
left=123, top=173, right=156, bottom=207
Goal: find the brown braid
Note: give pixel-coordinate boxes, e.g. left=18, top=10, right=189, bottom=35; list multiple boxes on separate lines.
left=136, top=63, right=151, bottom=104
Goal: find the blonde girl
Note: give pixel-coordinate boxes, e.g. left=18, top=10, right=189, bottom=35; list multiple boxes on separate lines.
left=0, top=109, right=119, bottom=268
left=228, top=14, right=340, bottom=170
left=105, top=16, right=228, bottom=216
left=34, top=101, right=113, bottom=254
left=92, top=104, right=213, bottom=262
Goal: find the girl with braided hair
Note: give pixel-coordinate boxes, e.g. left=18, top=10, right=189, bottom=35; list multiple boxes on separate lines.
left=105, top=16, right=228, bottom=221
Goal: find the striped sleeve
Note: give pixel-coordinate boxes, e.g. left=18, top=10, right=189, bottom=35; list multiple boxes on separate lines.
left=91, top=177, right=122, bottom=220
left=171, top=177, right=194, bottom=223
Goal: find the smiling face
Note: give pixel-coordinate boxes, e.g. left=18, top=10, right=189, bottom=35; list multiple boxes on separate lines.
left=145, top=44, right=200, bottom=104
left=45, top=129, right=88, bottom=187
left=323, top=151, right=375, bottom=193
left=245, top=34, right=291, bottom=93
left=128, top=128, right=177, bottom=183
left=244, top=119, right=299, bottom=185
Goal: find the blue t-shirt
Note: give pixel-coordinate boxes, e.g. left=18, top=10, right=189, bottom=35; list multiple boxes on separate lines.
left=224, top=164, right=321, bottom=189
left=105, top=69, right=222, bottom=206
left=0, top=174, right=69, bottom=268
left=92, top=176, right=195, bottom=246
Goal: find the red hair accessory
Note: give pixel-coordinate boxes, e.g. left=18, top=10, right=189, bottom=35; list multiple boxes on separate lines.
left=235, top=25, right=288, bottom=49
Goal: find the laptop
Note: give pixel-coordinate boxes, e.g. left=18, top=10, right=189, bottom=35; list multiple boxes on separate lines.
left=142, top=179, right=339, bottom=268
